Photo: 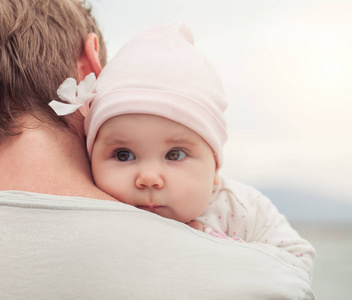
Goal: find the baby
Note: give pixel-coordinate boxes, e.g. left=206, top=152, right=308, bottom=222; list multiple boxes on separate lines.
left=50, top=22, right=315, bottom=278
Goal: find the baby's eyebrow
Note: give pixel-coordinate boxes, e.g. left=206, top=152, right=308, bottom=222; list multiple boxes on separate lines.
left=165, top=138, right=197, bottom=147
left=102, top=138, right=131, bottom=146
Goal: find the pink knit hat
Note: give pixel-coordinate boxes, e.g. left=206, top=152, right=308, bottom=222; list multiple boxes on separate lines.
left=50, top=22, right=228, bottom=166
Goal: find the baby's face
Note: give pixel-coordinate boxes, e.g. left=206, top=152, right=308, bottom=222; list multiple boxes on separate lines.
left=91, top=113, right=219, bottom=223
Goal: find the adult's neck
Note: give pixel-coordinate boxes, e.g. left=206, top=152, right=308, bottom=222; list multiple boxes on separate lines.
left=0, top=115, right=115, bottom=201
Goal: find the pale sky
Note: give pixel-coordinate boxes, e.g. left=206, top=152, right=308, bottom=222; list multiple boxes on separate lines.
left=90, top=0, right=352, bottom=204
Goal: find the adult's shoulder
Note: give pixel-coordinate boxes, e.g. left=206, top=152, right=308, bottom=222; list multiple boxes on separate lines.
left=0, top=191, right=315, bottom=299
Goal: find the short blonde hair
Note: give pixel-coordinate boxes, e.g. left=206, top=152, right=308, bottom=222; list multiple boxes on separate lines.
left=0, top=0, right=107, bottom=136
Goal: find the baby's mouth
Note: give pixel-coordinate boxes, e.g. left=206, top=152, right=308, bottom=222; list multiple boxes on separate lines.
left=136, top=205, right=165, bottom=213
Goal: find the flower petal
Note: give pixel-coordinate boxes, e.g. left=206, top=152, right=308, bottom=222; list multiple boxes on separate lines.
left=48, top=100, right=82, bottom=116
left=57, top=78, right=78, bottom=103
left=76, top=72, right=97, bottom=105
left=77, top=72, right=96, bottom=94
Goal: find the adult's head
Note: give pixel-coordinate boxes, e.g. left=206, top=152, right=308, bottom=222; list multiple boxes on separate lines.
left=0, top=0, right=106, bottom=138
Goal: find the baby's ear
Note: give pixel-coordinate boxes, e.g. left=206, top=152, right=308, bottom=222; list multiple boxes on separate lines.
left=213, top=171, right=220, bottom=185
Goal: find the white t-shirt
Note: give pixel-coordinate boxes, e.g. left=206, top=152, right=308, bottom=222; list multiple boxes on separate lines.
left=0, top=191, right=315, bottom=299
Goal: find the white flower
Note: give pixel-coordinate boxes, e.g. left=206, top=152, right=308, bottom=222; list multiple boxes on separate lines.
left=49, top=72, right=96, bottom=116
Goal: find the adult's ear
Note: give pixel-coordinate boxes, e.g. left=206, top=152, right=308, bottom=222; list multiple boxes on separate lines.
left=77, top=33, right=103, bottom=81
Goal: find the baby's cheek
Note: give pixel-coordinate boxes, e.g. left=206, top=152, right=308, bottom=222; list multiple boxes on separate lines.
left=185, top=190, right=210, bottom=220
left=95, top=171, right=121, bottom=197
left=103, top=185, right=130, bottom=204
left=198, top=187, right=213, bottom=214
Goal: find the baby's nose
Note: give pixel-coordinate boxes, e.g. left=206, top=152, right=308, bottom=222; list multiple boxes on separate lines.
left=135, top=170, right=164, bottom=189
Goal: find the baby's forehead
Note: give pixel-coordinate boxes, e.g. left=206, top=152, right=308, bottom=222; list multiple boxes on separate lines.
left=99, top=113, right=190, bottom=131
left=96, top=113, right=207, bottom=144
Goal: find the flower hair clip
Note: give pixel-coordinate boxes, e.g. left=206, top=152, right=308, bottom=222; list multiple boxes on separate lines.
left=49, top=72, right=97, bottom=117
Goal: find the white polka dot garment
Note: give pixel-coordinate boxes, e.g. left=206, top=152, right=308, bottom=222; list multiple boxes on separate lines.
left=196, top=176, right=316, bottom=281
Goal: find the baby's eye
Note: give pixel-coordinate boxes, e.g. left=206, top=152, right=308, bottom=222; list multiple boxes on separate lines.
left=114, top=149, right=136, bottom=162
left=166, top=149, right=187, bottom=161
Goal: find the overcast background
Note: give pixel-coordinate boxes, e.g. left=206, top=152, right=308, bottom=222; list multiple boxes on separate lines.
left=89, top=1, right=352, bottom=297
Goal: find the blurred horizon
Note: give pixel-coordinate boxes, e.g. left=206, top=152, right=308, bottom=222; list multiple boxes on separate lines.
left=90, top=0, right=352, bottom=225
